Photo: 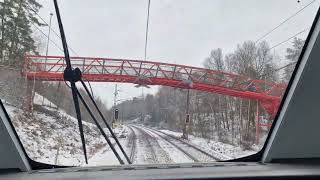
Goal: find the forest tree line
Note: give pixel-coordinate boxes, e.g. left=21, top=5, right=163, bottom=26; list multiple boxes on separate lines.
left=116, top=38, right=304, bottom=149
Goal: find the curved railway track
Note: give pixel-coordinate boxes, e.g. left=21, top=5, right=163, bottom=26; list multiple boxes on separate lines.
left=129, top=125, right=158, bottom=163
left=132, top=125, right=173, bottom=163
left=136, top=125, right=220, bottom=162
left=126, top=126, right=137, bottom=163
left=141, top=127, right=199, bottom=162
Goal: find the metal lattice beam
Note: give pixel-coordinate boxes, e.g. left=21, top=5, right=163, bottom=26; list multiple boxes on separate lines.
left=23, top=55, right=286, bottom=118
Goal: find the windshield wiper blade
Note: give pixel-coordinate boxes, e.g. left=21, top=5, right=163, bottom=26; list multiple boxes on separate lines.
left=80, top=79, right=131, bottom=164
left=53, top=0, right=88, bottom=164
left=76, top=88, right=124, bottom=164
left=53, top=0, right=128, bottom=165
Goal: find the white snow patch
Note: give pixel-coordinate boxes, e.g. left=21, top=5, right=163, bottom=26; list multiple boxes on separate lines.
left=160, top=129, right=257, bottom=160
left=33, top=92, right=57, bottom=108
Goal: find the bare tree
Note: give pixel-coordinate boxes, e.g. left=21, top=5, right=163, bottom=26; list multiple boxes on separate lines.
left=284, top=38, right=305, bottom=82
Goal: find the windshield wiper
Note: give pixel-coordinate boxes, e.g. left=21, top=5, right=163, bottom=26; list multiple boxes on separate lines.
left=53, top=0, right=131, bottom=165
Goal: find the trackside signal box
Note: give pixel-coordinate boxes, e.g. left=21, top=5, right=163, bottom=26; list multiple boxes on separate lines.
left=185, top=114, right=190, bottom=124
left=114, top=109, right=119, bottom=120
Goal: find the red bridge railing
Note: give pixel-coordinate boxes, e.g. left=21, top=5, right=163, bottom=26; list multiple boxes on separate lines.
left=23, top=55, right=287, bottom=118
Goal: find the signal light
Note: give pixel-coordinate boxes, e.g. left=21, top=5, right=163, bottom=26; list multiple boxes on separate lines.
left=185, top=114, right=190, bottom=124
left=115, top=109, right=119, bottom=120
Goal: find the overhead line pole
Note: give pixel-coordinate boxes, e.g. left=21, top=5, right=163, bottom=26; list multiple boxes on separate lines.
left=42, top=12, right=53, bottom=105
left=113, top=84, right=119, bottom=128
left=144, top=0, right=151, bottom=61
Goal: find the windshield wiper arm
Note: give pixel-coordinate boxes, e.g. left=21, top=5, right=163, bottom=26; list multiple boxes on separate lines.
left=80, top=79, right=131, bottom=164
left=76, top=89, right=125, bottom=164
left=52, top=0, right=130, bottom=165
left=53, top=0, right=88, bottom=164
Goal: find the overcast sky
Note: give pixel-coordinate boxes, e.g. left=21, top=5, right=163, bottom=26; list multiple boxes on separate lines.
left=36, top=0, right=319, bottom=108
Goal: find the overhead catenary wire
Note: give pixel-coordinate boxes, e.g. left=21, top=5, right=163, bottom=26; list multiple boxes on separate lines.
left=268, top=27, right=310, bottom=50
left=258, top=61, right=297, bottom=80
left=26, top=3, right=80, bottom=56
left=275, top=61, right=297, bottom=71
left=144, top=0, right=151, bottom=61
left=28, top=3, right=81, bottom=112
left=255, top=0, right=317, bottom=43
left=258, top=27, right=310, bottom=72
left=237, top=26, right=308, bottom=83
left=30, top=21, right=64, bottom=52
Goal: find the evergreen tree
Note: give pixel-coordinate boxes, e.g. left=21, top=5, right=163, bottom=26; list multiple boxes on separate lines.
left=0, top=0, right=43, bottom=68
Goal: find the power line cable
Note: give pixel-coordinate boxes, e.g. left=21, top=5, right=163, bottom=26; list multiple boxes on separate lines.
left=30, top=21, right=64, bottom=52
left=257, top=26, right=309, bottom=66
left=275, top=61, right=297, bottom=72
left=269, top=27, right=310, bottom=50
left=255, top=0, right=317, bottom=43
left=237, top=26, right=308, bottom=84
left=253, top=27, right=310, bottom=69
left=26, top=3, right=79, bottom=56
left=257, top=60, right=297, bottom=80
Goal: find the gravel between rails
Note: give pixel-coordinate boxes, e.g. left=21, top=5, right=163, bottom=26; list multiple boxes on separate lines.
left=142, top=126, right=221, bottom=161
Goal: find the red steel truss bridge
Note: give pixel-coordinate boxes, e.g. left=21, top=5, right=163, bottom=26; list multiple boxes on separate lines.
left=23, top=55, right=286, bottom=120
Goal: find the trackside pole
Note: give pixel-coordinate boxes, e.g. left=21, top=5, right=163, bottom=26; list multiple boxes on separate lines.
left=256, top=100, right=260, bottom=145
left=183, top=88, right=190, bottom=140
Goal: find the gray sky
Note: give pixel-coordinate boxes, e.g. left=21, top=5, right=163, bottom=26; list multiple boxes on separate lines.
left=36, top=0, right=319, bottom=108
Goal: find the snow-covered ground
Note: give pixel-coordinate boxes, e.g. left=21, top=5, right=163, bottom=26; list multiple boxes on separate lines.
left=33, top=92, right=57, bottom=108
left=3, top=94, right=126, bottom=166
left=135, top=126, right=194, bottom=163
left=5, top=103, right=105, bottom=166
left=2, top=94, right=261, bottom=167
left=86, top=126, right=129, bottom=166
left=125, top=124, right=259, bottom=162
left=159, top=129, right=257, bottom=160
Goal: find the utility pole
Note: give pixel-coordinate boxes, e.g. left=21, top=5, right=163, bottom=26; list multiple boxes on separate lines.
left=42, top=13, right=53, bottom=105
left=112, top=84, right=119, bottom=128
left=114, top=84, right=118, bottom=112
left=183, top=88, right=190, bottom=139
left=45, top=13, right=53, bottom=70
left=141, top=87, right=144, bottom=122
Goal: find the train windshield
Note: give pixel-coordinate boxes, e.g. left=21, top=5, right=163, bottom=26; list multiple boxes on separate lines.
left=0, top=0, right=319, bottom=167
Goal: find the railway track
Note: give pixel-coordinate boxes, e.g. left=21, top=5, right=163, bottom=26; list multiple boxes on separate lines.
left=126, top=126, right=136, bottom=163
left=129, top=126, right=158, bottom=163
left=132, top=125, right=173, bottom=163
left=139, top=126, right=220, bottom=162
left=142, top=127, right=199, bottom=162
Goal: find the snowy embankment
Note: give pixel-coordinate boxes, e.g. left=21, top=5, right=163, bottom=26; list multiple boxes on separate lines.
left=33, top=92, right=57, bottom=108
left=3, top=93, right=126, bottom=166
left=159, top=129, right=257, bottom=160
left=85, top=126, right=129, bottom=166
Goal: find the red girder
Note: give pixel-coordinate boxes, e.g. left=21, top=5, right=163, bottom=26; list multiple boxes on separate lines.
left=23, top=55, right=287, bottom=118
